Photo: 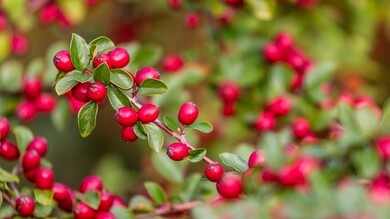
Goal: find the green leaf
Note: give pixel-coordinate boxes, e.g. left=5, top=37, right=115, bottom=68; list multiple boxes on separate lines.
left=246, top=0, right=276, bottom=20
left=133, top=123, right=147, bottom=140
left=352, top=147, right=380, bottom=178
left=111, top=69, right=134, bottom=90
left=131, top=44, right=163, bottom=67
left=26, top=58, right=44, bottom=77
left=260, top=132, right=284, bottom=170
left=111, top=206, right=135, bottom=219
left=219, top=153, right=248, bottom=172
left=55, top=75, right=79, bottom=95
left=188, top=148, right=206, bottom=163
left=107, top=86, right=131, bottom=110
left=77, top=101, right=98, bottom=137
left=77, top=190, right=100, bottom=210
left=129, top=195, right=154, bottom=212
left=187, top=122, right=213, bottom=133
left=0, top=60, right=22, bottom=92
left=138, top=79, right=168, bottom=96
left=267, top=64, right=293, bottom=99
left=70, top=70, right=93, bottom=83
left=51, top=99, right=71, bottom=132
left=355, top=106, right=378, bottom=138
left=34, top=189, right=54, bottom=206
left=0, top=168, right=19, bottom=183
left=304, top=62, right=335, bottom=90
left=144, top=182, right=167, bottom=205
left=143, top=123, right=164, bottom=153
left=89, top=36, right=115, bottom=57
left=379, top=98, right=390, bottom=134
left=179, top=173, right=202, bottom=202
left=70, top=33, right=90, bottom=71
left=33, top=203, right=53, bottom=218
left=0, top=205, right=13, bottom=218
left=13, top=126, right=34, bottom=153
left=94, top=63, right=111, bottom=85
left=151, top=153, right=184, bottom=184
left=163, top=115, right=179, bottom=131
left=337, top=103, right=359, bottom=134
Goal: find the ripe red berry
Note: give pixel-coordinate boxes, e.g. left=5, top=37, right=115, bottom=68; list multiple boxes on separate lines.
left=58, top=195, right=74, bottom=212
left=248, top=150, right=265, bottom=168
left=114, top=107, right=138, bottom=126
left=26, top=137, right=48, bottom=157
left=121, top=126, right=138, bottom=143
left=0, top=13, right=6, bottom=31
left=223, top=0, right=244, bottom=7
left=279, top=166, right=305, bottom=187
left=53, top=50, right=74, bottom=72
left=138, top=104, right=160, bottom=123
left=185, top=12, right=200, bottom=29
left=79, top=175, right=103, bottom=193
left=40, top=4, right=60, bottom=24
left=35, top=167, right=54, bottom=189
left=134, top=67, right=160, bottom=86
left=112, top=195, right=126, bottom=207
left=95, top=212, right=115, bottom=219
left=376, top=137, right=390, bottom=160
left=274, top=32, right=293, bottom=54
left=223, top=101, right=236, bottom=116
left=35, top=93, right=57, bottom=112
left=53, top=182, right=71, bottom=201
left=267, top=96, right=291, bottom=116
left=72, top=82, right=91, bottom=102
left=291, top=117, right=311, bottom=139
left=98, top=191, right=114, bottom=211
left=205, top=163, right=224, bottom=182
left=87, top=82, right=107, bottom=102
left=263, top=43, right=282, bottom=63
left=218, top=81, right=240, bottom=103
left=286, top=50, right=306, bottom=72
left=0, top=141, right=20, bottom=160
left=23, top=168, right=38, bottom=182
left=216, top=172, right=242, bottom=199
left=0, top=117, right=10, bottom=141
left=108, top=47, right=130, bottom=69
left=23, top=77, right=42, bottom=100
left=93, top=53, right=113, bottom=69
left=168, top=0, right=182, bottom=9
left=167, top=143, right=188, bottom=161
left=16, top=195, right=35, bottom=217
left=162, top=54, right=183, bottom=72
left=12, top=33, right=28, bottom=55
left=16, top=100, right=37, bottom=122
left=254, top=112, right=276, bottom=131
left=22, top=150, right=41, bottom=170
left=178, top=102, right=199, bottom=125
left=73, top=202, right=96, bottom=219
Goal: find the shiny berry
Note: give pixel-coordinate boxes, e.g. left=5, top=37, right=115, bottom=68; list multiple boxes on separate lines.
left=0, top=141, right=20, bottom=160
left=218, top=81, right=240, bottom=103
left=167, top=143, right=188, bottom=161
left=95, top=212, right=115, bottom=219
left=23, top=77, right=42, bottom=100
left=138, top=104, right=160, bottom=123
left=0, top=117, right=10, bottom=141
left=40, top=4, right=60, bottom=24
left=185, top=12, right=200, bottom=29
left=291, top=117, right=311, bottom=139
left=162, top=54, right=183, bottom=72
left=93, top=53, right=113, bottom=69
left=248, top=150, right=265, bottom=168
left=35, top=167, right=54, bottom=189
left=53, top=182, right=71, bottom=201
left=98, top=191, right=114, bottom=211
left=121, top=126, right=138, bottom=143
left=16, top=100, right=37, bottom=122
left=79, top=175, right=103, bottom=193
left=108, top=47, right=130, bottom=69
left=263, top=43, right=282, bottom=63
left=268, top=96, right=291, bottom=116
left=178, top=102, right=199, bottom=125
left=114, top=107, right=138, bottom=126
left=27, top=137, right=48, bottom=156
left=58, top=195, right=74, bottom=212
left=87, top=82, right=106, bottom=102
left=72, top=82, right=91, bottom=102
left=23, top=168, right=38, bottom=182
left=22, top=150, right=41, bottom=170
left=376, top=137, right=390, bottom=160
left=134, top=67, right=160, bottom=86
left=35, top=93, right=57, bottom=112
left=216, top=172, right=242, bottom=199
left=205, top=163, right=224, bottom=182
left=53, top=50, right=74, bottom=72
left=73, top=202, right=95, bottom=219
left=16, top=196, right=35, bottom=217
left=254, top=112, right=276, bottom=131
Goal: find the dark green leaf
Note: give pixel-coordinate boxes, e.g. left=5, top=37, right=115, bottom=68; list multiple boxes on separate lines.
left=89, top=36, right=115, bottom=56
left=0, top=168, right=19, bottom=183
left=179, top=173, right=202, bottom=202
left=352, top=147, right=380, bottom=178
left=77, top=190, right=100, bottom=210
left=138, top=79, right=168, bottom=96
left=133, top=123, right=147, bottom=140
left=13, top=126, right=34, bottom=153
left=143, top=123, right=164, bottom=153
left=55, top=75, right=79, bottom=95
left=163, top=115, right=179, bottom=131
left=70, top=70, right=93, bottom=83
left=111, top=206, right=135, bottom=219
left=77, top=101, right=98, bottom=137
left=107, top=86, right=131, bottom=110
left=144, top=182, right=167, bottom=205
left=70, top=33, right=90, bottom=71
left=34, top=189, right=54, bottom=206
left=111, top=69, right=134, bottom=90
left=267, top=64, right=293, bottom=99
left=151, top=153, right=184, bottom=184
left=188, top=148, right=206, bottom=163
left=94, top=63, right=111, bottom=85
left=187, top=122, right=213, bottom=133
left=219, top=153, right=248, bottom=172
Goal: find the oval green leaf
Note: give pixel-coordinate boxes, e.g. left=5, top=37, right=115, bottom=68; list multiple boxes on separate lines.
left=188, top=148, right=206, bottom=163
left=163, top=115, right=179, bottom=131
left=107, top=86, right=131, bottom=110
left=187, top=122, right=213, bottom=133
left=219, top=153, right=248, bottom=173
left=143, top=123, right=164, bottom=153
left=144, top=182, right=167, bottom=205
left=94, top=62, right=111, bottom=85
left=77, top=101, right=98, bottom=138
left=55, top=75, right=79, bottom=95
left=138, top=78, right=168, bottom=96
left=13, top=126, right=34, bottom=153
left=70, top=33, right=90, bottom=71
left=111, top=69, right=134, bottom=90
left=89, top=36, right=115, bottom=57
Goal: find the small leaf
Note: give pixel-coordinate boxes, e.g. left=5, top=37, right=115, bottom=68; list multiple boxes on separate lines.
left=143, top=123, right=164, bottom=153
left=0, top=168, right=19, bottom=183
left=70, top=70, right=93, bottom=83
left=111, top=206, right=135, bottom=219
left=33, top=204, right=53, bottom=218
left=138, top=79, right=168, bottom=96
left=13, top=126, right=34, bottom=153
left=355, top=106, right=378, bottom=138
left=34, top=189, right=54, bottom=206
left=51, top=99, right=71, bottom=132
left=70, top=33, right=90, bottom=71
left=77, top=190, right=101, bottom=210
left=188, top=148, right=206, bottom=163
left=111, top=69, right=134, bottom=90
left=187, top=122, right=213, bottom=133
left=151, top=153, right=184, bottom=184
left=337, top=103, right=359, bottom=134
left=179, top=173, right=202, bottom=202
left=133, top=123, right=147, bottom=140
left=144, top=182, right=167, bottom=205
left=107, top=86, right=131, bottom=110
left=219, top=153, right=248, bottom=173
left=163, top=115, right=179, bottom=131
left=94, top=63, right=111, bottom=85
left=55, top=75, right=79, bottom=95
left=89, top=36, right=115, bottom=56
left=129, top=195, right=154, bottom=212
left=77, top=101, right=98, bottom=137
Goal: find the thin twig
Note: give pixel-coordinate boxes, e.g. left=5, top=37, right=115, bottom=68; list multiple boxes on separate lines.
left=8, top=165, right=21, bottom=198
left=135, top=201, right=202, bottom=219
left=1, top=191, right=15, bottom=208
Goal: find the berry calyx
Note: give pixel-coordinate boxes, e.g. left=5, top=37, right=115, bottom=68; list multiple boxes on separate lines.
left=16, top=195, right=35, bottom=217
left=73, top=202, right=96, bottom=219
left=72, top=82, right=92, bottom=102
left=93, top=53, right=113, bottom=69
left=216, top=172, right=242, bottom=199
left=79, top=175, right=103, bottom=193
left=0, top=141, right=20, bottom=160
left=162, top=54, right=183, bottom=72
left=27, top=137, right=48, bottom=156
left=114, top=107, right=138, bottom=126
left=205, top=163, right=224, bottom=182
left=121, top=126, right=138, bottom=143
left=35, top=93, right=57, bottom=112
left=167, top=143, right=189, bottom=161
left=35, top=167, right=54, bottom=189
left=53, top=50, right=74, bottom=72
left=53, top=182, right=71, bottom=201
left=291, top=117, right=311, bottom=139
left=95, top=212, right=115, bottom=219
left=108, top=47, right=130, bottom=69
left=267, top=96, right=292, bottom=117
left=98, top=191, right=114, bottom=211
left=87, top=82, right=107, bottom=102
left=218, top=81, right=240, bottom=103
left=138, top=104, right=160, bottom=123
left=23, top=77, right=42, bottom=100
left=16, top=100, right=37, bottom=122
left=248, top=150, right=265, bottom=168
left=178, top=102, right=199, bottom=125
left=22, top=150, right=41, bottom=170
left=134, top=67, right=160, bottom=86
left=0, top=117, right=10, bottom=141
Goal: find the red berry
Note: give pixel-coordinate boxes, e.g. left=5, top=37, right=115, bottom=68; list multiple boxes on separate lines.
left=87, top=82, right=107, bottom=102
left=23, top=77, right=42, bottom=100
left=0, top=13, right=6, bottom=31
left=0, top=141, right=20, bottom=160
left=268, top=96, right=291, bottom=116
left=23, top=168, right=38, bottom=182
left=73, top=202, right=96, bottom=219
left=254, top=112, right=276, bottom=131
left=114, top=107, right=138, bottom=126
left=167, top=143, right=188, bottom=161
left=279, top=166, right=305, bottom=187
left=35, top=167, right=54, bottom=189
left=168, top=0, right=182, bottom=9
left=218, top=81, right=240, bottom=103
left=178, top=102, right=199, bottom=125
left=121, top=126, right=138, bottom=143
left=112, top=195, right=126, bottom=207
left=274, top=32, right=293, bottom=54
left=72, top=82, right=91, bottom=102
left=40, top=4, right=60, bottom=24
left=16, top=100, right=37, bottom=122
left=98, top=191, right=114, bottom=211
left=58, top=195, right=74, bottom=212
left=16, top=196, right=35, bottom=217
left=162, top=54, right=183, bottom=72
left=138, top=104, right=160, bottom=123
left=286, top=50, right=306, bottom=72
left=53, top=182, right=71, bottom=201
left=0, top=117, right=10, bottom=141
left=35, top=93, right=57, bottom=112
left=12, top=33, right=28, bottom=55
left=22, top=150, right=41, bottom=170
left=216, top=172, right=242, bottom=199
left=53, top=50, right=74, bottom=72
left=79, top=175, right=103, bottom=193
left=223, top=0, right=244, bottom=7
left=248, top=150, right=265, bottom=168
left=93, top=53, right=113, bottom=69
left=134, top=67, right=160, bottom=86
left=205, top=163, right=224, bottom=182
left=27, top=137, right=48, bottom=156
left=376, top=137, right=390, bottom=160
left=108, top=47, right=130, bottom=69
left=95, top=212, right=115, bottom=219
left=222, top=101, right=236, bottom=116
left=263, top=43, right=282, bottom=63
left=291, top=117, right=311, bottom=139
left=185, top=12, right=200, bottom=29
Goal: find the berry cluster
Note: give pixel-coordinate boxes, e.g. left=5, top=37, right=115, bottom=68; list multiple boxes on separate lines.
left=254, top=96, right=291, bottom=132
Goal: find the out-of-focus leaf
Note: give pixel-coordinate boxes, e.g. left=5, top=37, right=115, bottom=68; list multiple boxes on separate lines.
left=352, top=147, right=380, bottom=179
left=26, top=58, right=44, bottom=77
left=304, top=62, right=335, bottom=89
left=33, top=204, right=53, bottom=218
left=77, top=190, right=100, bottom=210
left=180, top=173, right=202, bottom=202
left=58, top=0, right=87, bottom=25
left=246, top=0, right=276, bottom=20
left=13, top=126, right=34, bottom=153
left=131, top=44, right=162, bottom=67
left=259, top=132, right=284, bottom=170
left=0, top=60, right=22, bottom=92
left=129, top=195, right=154, bottom=212
left=144, top=182, right=167, bottom=205
left=151, top=153, right=184, bottom=184
left=34, top=189, right=54, bottom=206
left=379, top=98, right=390, bottom=134
left=219, top=153, right=248, bottom=172
left=0, top=168, right=19, bottom=183
left=111, top=206, right=135, bottom=219
left=355, top=106, right=378, bottom=138
left=51, top=98, right=71, bottom=132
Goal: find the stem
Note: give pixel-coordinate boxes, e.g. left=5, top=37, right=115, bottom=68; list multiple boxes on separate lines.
left=8, top=165, right=21, bottom=198
left=135, top=201, right=202, bottom=219
left=1, top=191, right=15, bottom=208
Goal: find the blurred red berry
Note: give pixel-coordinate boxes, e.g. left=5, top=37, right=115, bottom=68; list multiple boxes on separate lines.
left=216, top=172, right=242, bottom=199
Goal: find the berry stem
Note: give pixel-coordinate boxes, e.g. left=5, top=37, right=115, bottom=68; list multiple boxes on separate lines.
left=8, top=165, right=21, bottom=198
left=135, top=201, right=202, bottom=219
left=1, top=191, right=15, bottom=208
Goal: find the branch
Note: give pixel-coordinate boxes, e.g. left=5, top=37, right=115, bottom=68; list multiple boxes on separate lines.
left=135, top=201, right=202, bottom=219
left=7, top=165, right=21, bottom=198
left=1, top=191, right=15, bottom=208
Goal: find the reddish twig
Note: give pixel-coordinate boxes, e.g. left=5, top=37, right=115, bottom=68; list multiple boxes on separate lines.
left=135, top=201, right=202, bottom=219
left=1, top=191, right=15, bottom=208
